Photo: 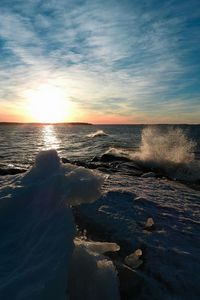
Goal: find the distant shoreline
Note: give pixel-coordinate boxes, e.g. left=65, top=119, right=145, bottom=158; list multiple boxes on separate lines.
left=0, top=122, right=199, bottom=126
left=0, top=122, right=93, bottom=126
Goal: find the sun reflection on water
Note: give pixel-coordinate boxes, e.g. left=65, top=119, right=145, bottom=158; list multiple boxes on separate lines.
left=42, top=125, right=60, bottom=150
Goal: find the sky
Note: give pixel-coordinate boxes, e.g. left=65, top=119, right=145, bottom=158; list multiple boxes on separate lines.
left=0, top=0, right=199, bottom=124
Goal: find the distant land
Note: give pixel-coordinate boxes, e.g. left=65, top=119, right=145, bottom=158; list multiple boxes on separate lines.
left=0, top=122, right=93, bottom=126
left=0, top=122, right=199, bottom=126
left=0, top=122, right=200, bottom=126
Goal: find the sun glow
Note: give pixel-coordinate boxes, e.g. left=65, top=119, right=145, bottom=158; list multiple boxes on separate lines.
left=26, top=85, right=71, bottom=123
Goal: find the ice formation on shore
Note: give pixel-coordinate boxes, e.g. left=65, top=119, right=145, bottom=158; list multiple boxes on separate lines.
left=0, top=150, right=119, bottom=299
left=69, top=238, right=120, bottom=300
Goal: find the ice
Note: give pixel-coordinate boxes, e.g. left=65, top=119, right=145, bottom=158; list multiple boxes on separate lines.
left=69, top=239, right=120, bottom=300
left=74, top=239, right=120, bottom=254
left=144, top=217, right=155, bottom=230
left=0, top=150, right=110, bottom=299
left=75, top=173, right=200, bottom=299
left=125, top=249, right=143, bottom=269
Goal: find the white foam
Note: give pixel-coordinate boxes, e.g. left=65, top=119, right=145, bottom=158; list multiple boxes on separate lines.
left=132, top=127, right=200, bottom=182
left=135, top=126, right=196, bottom=164
left=87, top=130, right=108, bottom=138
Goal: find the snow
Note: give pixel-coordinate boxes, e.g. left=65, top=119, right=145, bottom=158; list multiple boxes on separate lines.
left=0, top=150, right=118, bottom=300
left=0, top=148, right=200, bottom=299
left=75, top=173, right=200, bottom=299
left=69, top=239, right=120, bottom=300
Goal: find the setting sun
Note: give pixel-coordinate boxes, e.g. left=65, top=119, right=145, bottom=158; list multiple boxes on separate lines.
left=26, top=85, right=70, bottom=123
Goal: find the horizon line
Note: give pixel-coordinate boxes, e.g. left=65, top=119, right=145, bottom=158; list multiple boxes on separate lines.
left=0, top=122, right=199, bottom=126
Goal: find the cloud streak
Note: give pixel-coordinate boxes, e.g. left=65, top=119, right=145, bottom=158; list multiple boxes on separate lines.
left=0, top=0, right=199, bottom=123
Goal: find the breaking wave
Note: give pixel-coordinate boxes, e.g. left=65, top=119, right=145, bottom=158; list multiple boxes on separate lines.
left=100, top=127, right=200, bottom=183
left=135, top=127, right=196, bottom=164
left=133, top=127, right=200, bottom=182
left=87, top=130, right=108, bottom=138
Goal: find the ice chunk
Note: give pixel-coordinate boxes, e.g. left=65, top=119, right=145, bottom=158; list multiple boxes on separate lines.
left=23, top=149, right=62, bottom=182
left=69, top=239, right=120, bottom=300
left=0, top=150, right=103, bottom=299
left=125, top=249, right=143, bottom=269
left=75, top=238, right=120, bottom=254
left=144, top=217, right=155, bottom=230
left=63, top=166, right=103, bottom=206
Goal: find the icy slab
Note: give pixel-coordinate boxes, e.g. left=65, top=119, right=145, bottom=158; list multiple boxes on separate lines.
left=75, top=173, right=200, bottom=299
left=75, top=239, right=120, bottom=254
left=144, top=217, right=155, bottom=230
left=0, top=150, right=103, bottom=300
left=69, top=239, right=120, bottom=300
left=125, top=249, right=143, bottom=269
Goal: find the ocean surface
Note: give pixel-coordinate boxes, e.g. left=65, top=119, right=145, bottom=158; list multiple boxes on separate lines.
left=0, top=124, right=200, bottom=169
left=0, top=124, right=200, bottom=299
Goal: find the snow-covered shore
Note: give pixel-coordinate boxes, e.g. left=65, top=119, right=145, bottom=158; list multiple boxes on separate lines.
left=0, top=149, right=200, bottom=299
left=75, top=173, right=200, bottom=299
left=0, top=150, right=119, bottom=299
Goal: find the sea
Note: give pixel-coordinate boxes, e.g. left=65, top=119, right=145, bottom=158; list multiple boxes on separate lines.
left=0, top=124, right=200, bottom=299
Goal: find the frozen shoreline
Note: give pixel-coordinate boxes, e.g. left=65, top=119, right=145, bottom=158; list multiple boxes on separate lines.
left=0, top=149, right=200, bottom=299
left=0, top=150, right=120, bottom=299
left=75, top=173, right=200, bottom=299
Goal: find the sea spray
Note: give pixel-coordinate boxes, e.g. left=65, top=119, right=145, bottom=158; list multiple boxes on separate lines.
left=87, top=130, right=108, bottom=138
left=99, top=127, right=200, bottom=182
left=136, top=126, right=196, bottom=164
left=134, top=127, right=200, bottom=182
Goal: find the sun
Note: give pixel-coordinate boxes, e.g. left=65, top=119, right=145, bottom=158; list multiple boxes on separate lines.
left=26, top=85, right=70, bottom=123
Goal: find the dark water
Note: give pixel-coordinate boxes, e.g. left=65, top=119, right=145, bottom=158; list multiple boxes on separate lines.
left=0, top=124, right=199, bottom=170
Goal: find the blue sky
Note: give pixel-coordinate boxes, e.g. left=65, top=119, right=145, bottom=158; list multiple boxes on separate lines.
left=0, top=0, right=199, bottom=123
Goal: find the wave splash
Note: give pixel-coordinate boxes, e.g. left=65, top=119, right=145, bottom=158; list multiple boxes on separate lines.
left=87, top=130, right=108, bottom=138
left=136, top=127, right=195, bottom=164
left=100, top=127, right=200, bottom=183
left=133, top=127, right=200, bottom=182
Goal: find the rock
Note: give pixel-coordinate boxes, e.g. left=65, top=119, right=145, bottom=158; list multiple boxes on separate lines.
left=100, top=153, right=131, bottom=163
left=144, top=217, right=155, bottom=231
left=61, top=157, right=70, bottom=163
left=116, top=262, right=144, bottom=298
left=0, top=168, right=26, bottom=176
left=141, top=172, right=156, bottom=178
left=91, top=156, right=99, bottom=162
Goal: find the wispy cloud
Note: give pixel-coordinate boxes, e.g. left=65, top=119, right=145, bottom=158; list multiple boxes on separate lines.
left=0, top=0, right=199, bottom=123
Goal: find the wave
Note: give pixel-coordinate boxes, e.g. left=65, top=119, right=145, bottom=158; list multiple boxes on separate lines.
left=133, top=127, right=200, bottom=182
left=99, top=127, right=200, bottom=183
left=100, top=148, right=131, bottom=162
left=87, top=130, right=108, bottom=138
left=0, top=149, right=119, bottom=299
